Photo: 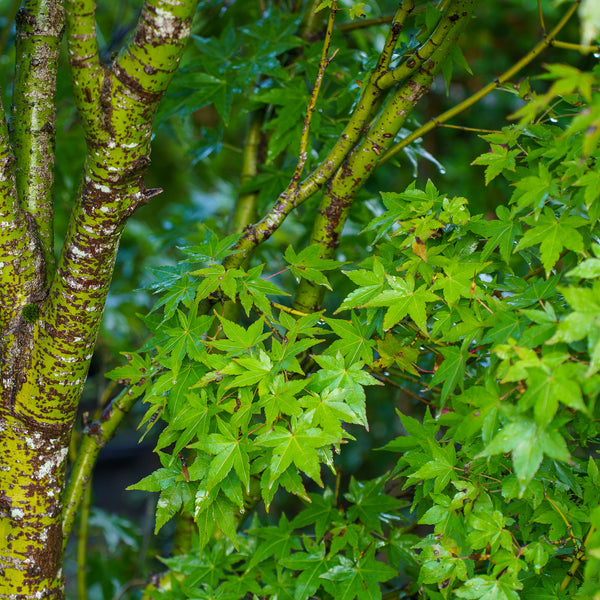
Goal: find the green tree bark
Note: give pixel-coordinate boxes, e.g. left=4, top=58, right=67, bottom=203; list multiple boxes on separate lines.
left=0, top=0, right=197, bottom=596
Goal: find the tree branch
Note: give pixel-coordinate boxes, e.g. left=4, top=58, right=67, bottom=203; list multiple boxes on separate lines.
left=381, top=0, right=581, bottom=164
left=62, top=386, right=142, bottom=546
left=224, top=1, right=415, bottom=269
left=12, top=0, right=64, bottom=284
left=294, top=0, right=476, bottom=312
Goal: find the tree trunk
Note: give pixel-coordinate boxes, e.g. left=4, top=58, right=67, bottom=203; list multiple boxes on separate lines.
left=0, top=0, right=197, bottom=596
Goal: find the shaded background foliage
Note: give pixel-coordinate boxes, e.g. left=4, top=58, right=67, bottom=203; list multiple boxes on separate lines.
left=1, top=0, right=597, bottom=597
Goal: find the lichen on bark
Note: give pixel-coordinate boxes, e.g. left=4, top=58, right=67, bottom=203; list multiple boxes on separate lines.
left=0, top=0, right=198, bottom=596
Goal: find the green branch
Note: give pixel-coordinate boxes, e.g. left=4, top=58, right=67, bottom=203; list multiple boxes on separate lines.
left=381, top=0, right=581, bottom=164
left=224, top=1, right=415, bottom=270
left=294, top=0, right=476, bottom=312
left=62, top=386, right=142, bottom=547
left=12, top=0, right=64, bottom=285
left=229, top=110, right=264, bottom=235
left=0, top=97, right=27, bottom=341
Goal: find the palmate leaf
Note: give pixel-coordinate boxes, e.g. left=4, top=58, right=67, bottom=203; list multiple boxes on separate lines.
left=197, top=418, right=251, bottom=491
left=320, top=547, right=396, bottom=600
left=255, top=417, right=338, bottom=488
left=344, top=475, right=405, bottom=533
left=291, top=488, right=340, bottom=541
left=471, top=144, right=520, bottom=185
left=455, top=575, right=522, bottom=600
left=469, top=204, right=521, bottom=264
left=278, top=537, right=330, bottom=600
left=478, top=419, right=570, bottom=488
left=338, top=259, right=387, bottom=311
left=325, top=313, right=376, bottom=364
left=364, top=273, right=439, bottom=332
left=430, top=346, right=468, bottom=404
left=284, top=244, right=344, bottom=290
left=310, top=351, right=381, bottom=429
left=515, top=207, right=586, bottom=273
left=519, top=364, right=587, bottom=426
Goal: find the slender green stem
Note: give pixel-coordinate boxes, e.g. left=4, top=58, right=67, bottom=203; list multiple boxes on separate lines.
left=551, top=39, right=599, bottom=53
left=224, top=1, right=415, bottom=270
left=291, top=0, right=338, bottom=185
left=229, top=110, right=264, bottom=235
left=381, top=0, right=581, bottom=164
left=559, top=524, right=596, bottom=591
left=62, top=387, right=142, bottom=548
left=76, top=481, right=92, bottom=600
left=338, top=14, right=394, bottom=32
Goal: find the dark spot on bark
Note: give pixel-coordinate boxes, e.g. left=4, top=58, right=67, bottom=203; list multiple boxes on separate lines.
left=100, top=69, right=116, bottom=138
left=406, top=58, right=416, bottom=69
left=40, top=121, right=54, bottom=134
left=0, top=492, right=11, bottom=516
left=16, top=8, right=35, bottom=29
left=449, top=13, right=459, bottom=22
left=112, top=62, right=163, bottom=104
left=322, top=190, right=353, bottom=249
left=27, top=521, right=62, bottom=587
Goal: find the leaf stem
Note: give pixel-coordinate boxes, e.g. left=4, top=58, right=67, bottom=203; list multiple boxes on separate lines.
left=381, top=1, right=581, bottom=164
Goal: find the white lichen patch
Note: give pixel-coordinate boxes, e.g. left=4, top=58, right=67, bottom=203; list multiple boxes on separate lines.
left=24, top=433, right=44, bottom=450
left=36, top=447, right=68, bottom=480
left=10, top=506, right=24, bottom=520
left=90, top=181, right=111, bottom=194
left=151, top=7, right=191, bottom=40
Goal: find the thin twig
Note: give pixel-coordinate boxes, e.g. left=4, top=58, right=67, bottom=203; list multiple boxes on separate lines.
left=289, top=1, right=338, bottom=187
left=537, top=0, right=545, bottom=35
left=551, top=39, right=600, bottom=53
left=338, top=14, right=394, bottom=32
left=381, top=1, right=581, bottom=164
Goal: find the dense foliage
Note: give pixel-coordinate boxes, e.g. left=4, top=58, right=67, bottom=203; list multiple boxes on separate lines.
left=2, top=0, right=600, bottom=598
left=92, top=3, right=600, bottom=599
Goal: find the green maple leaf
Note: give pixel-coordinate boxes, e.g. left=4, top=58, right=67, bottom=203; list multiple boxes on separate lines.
left=430, top=257, right=487, bottom=305
left=430, top=346, right=468, bottom=404
left=365, top=273, right=439, bottom=332
left=291, top=488, right=339, bottom=541
left=344, top=475, right=404, bottom=533
left=256, top=418, right=337, bottom=487
left=193, top=419, right=250, bottom=492
left=284, top=244, right=344, bottom=290
left=320, top=547, right=396, bottom=600
left=470, top=204, right=522, bottom=264
left=478, top=419, right=570, bottom=488
left=247, top=514, right=301, bottom=569
left=455, top=575, right=522, bottom=600
left=515, top=207, right=586, bottom=273
left=325, top=312, right=376, bottom=364
left=471, top=144, right=520, bottom=185
left=280, top=538, right=330, bottom=600
left=519, top=364, right=587, bottom=426
left=311, top=351, right=381, bottom=429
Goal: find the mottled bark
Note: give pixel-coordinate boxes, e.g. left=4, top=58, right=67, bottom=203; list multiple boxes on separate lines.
left=0, top=0, right=198, bottom=596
